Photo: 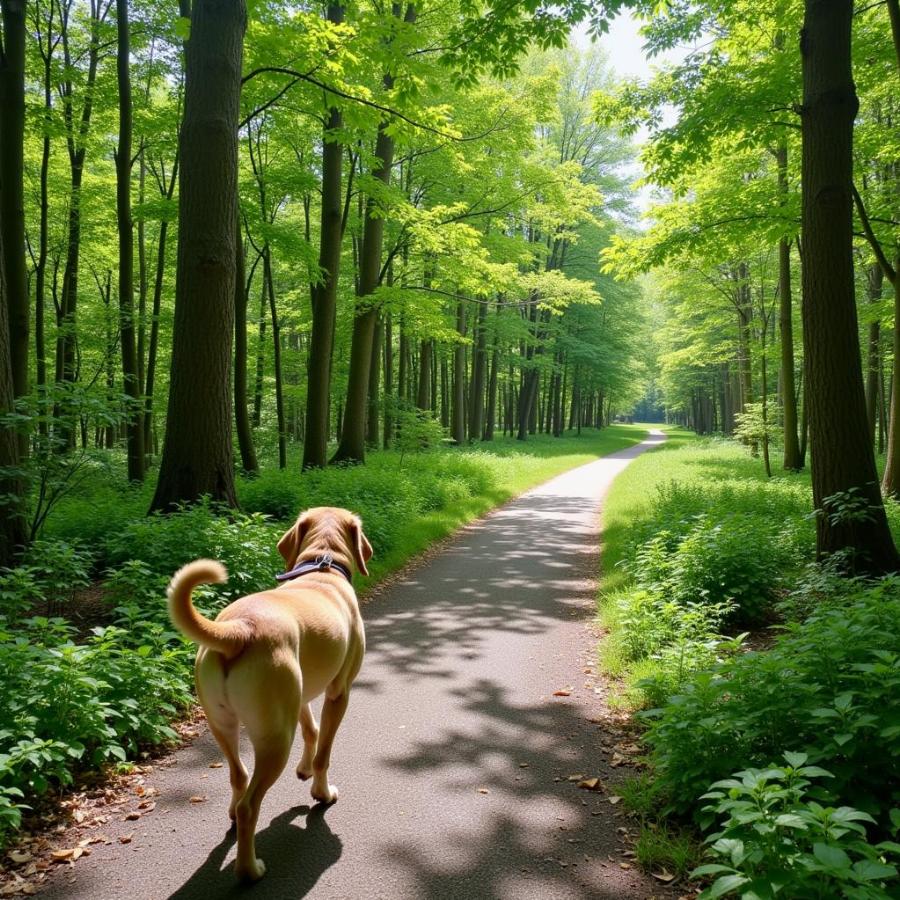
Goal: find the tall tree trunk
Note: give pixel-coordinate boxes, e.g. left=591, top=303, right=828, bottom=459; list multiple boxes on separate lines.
left=776, top=148, right=801, bottom=470
left=416, top=339, right=432, bottom=411
left=799, top=0, right=897, bottom=570
left=115, top=0, right=145, bottom=481
left=57, top=1, right=102, bottom=445
left=383, top=310, right=393, bottom=448
left=865, top=263, right=883, bottom=445
left=252, top=280, right=265, bottom=427
left=143, top=153, right=178, bottom=455
left=264, top=248, right=286, bottom=469
left=0, top=230, right=26, bottom=564
left=0, top=0, right=27, bottom=403
left=451, top=302, right=466, bottom=444
left=881, top=264, right=900, bottom=496
left=234, top=224, right=257, bottom=473
left=302, top=7, right=344, bottom=469
left=366, top=315, right=382, bottom=447
left=150, top=0, right=245, bottom=512
left=332, top=2, right=414, bottom=464
left=469, top=300, right=487, bottom=439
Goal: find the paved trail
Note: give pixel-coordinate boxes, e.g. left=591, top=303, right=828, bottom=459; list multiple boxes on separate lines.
left=46, top=431, right=668, bottom=900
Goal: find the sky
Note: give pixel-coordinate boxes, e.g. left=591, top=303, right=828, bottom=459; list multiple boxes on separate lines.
left=572, top=12, right=692, bottom=215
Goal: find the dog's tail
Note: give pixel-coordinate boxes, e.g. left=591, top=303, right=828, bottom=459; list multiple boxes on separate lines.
left=167, top=559, right=252, bottom=658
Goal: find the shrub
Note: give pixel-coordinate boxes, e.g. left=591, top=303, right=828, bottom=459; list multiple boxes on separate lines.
left=692, top=753, right=899, bottom=900
left=643, top=578, right=900, bottom=827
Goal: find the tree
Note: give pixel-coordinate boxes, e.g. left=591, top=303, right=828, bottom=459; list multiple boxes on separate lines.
left=0, top=0, right=28, bottom=403
left=149, top=0, right=246, bottom=512
left=799, top=0, right=897, bottom=570
left=115, top=0, right=144, bottom=481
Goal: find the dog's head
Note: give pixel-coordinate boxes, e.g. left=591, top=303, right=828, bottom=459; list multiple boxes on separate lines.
left=277, top=507, right=373, bottom=577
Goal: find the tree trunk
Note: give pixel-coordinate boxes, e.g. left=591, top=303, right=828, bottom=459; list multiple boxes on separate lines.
left=302, top=7, right=343, bottom=469
left=383, top=311, right=393, bottom=448
left=776, top=148, right=801, bottom=470
left=332, top=3, right=414, bottom=464
left=799, top=0, right=897, bottom=570
left=332, top=127, right=393, bottom=464
left=115, top=0, right=145, bottom=482
left=366, top=315, right=383, bottom=447
left=469, top=300, right=487, bottom=439
left=264, top=248, right=286, bottom=469
left=149, top=0, right=245, bottom=512
left=234, top=225, right=257, bottom=473
left=416, top=339, right=432, bottom=411
left=865, top=263, right=883, bottom=445
left=0, top=0, right=27, bottom=402
left=452, top=302, right=466, bottom=443
left=0, top=230, right=26, bottom=564
left=881, top=266, right=900, bottom=496
left=143, top=152, right=178, bottom=456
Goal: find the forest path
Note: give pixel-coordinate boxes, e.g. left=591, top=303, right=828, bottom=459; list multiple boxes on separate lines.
left=45, top=430, right=671, bottom=900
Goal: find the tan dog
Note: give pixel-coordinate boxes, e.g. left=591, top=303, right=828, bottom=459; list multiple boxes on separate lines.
left=167, top=506, right=371, bottom=882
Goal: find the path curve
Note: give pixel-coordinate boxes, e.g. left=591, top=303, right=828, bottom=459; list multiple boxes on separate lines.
left=45, top=430, right=667, bottom=900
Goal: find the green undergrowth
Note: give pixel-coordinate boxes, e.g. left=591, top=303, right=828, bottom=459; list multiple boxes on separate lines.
left=0, top=425, right=646, bottom=847
left=598, top=430, right=900, bottom=898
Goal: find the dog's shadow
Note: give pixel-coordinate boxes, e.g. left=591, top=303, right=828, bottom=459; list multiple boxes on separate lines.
left=167, top=803, right=341, bottom=899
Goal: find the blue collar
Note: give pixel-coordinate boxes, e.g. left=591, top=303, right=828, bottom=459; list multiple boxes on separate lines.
left=276, top=553, right=352, bottom=584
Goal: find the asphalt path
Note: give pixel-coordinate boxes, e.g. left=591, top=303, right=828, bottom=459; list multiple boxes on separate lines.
left=44, top=430, right=669, bottom=900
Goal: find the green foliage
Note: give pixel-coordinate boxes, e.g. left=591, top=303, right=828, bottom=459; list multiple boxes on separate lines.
left=642, top=578, right=900, bottom=828
left=0, top=613, right=193, bottom=846
left=693, top=754, right=899, bottom=900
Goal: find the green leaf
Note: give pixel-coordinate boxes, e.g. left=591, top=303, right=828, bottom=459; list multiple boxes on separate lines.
left=700, top=874, right=750, bottom=899
left=812, top=843, right=851, bottom=870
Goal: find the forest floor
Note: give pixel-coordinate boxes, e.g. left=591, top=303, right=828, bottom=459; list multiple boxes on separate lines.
left=31, top=430, right=683, bottom=900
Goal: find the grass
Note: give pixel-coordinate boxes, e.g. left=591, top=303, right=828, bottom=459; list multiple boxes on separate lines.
left=44, top=424, right=649, bottom=594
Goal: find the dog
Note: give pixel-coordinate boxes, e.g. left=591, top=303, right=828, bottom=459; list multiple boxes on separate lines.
left=167, top=506, right=372, bottom=882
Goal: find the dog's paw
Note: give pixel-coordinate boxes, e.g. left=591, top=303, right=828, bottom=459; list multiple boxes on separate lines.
left=235, top=858, right=266, bottom=882
left=311, top=783, right=339, bottom=804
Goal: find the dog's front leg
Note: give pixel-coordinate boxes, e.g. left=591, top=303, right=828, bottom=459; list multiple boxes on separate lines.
left=310, top=691, right=348, bottom=804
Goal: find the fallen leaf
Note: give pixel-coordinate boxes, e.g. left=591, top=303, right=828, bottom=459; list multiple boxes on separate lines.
left=619, top=861, right=632, bottom=870
left=518, top=762, right=529, bottom=768
left=608, top=796, right=622, bottom=805
left=208, top=762, right=223, bottom=769
left=8, top=851, right=31, bottom=865
left=137, top=801, right=156, bottom=812
left=0, top=883, right=22, bottom=896
left=476, top=788, right=490, bottom=795
left=189, top=796, right=206, bottom=804
left=119, top=834, right=133, bottom=844
left=552, top=689, right=571, bottom=697
left=652, top=869, right=676, bottom=883
left=567, top=774, right=586, bottom=782
left=124, top=812, right=141, bottom=821
left=20, top=886, right=36, bottom=896
left=577, top=778, right=603, bottom=792
left=50, top=849, right=75, bottom=862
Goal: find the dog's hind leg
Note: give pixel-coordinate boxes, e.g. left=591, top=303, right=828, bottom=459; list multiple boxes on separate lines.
left=234, top=728, right=293, bottom=882
left=206, top=716, right=248, bottom=825
left=310, top=689, right=349, bottom=804
left=296, top=703, right=318, bottom=781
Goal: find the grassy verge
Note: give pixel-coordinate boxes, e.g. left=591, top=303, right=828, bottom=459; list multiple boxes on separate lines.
left=0, top=425, right=647, bottom=847
left=596, top=428, right=900, bottom=897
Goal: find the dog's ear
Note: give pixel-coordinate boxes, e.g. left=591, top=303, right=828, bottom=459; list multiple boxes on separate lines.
left=348, top=516, right=373, bottom=577
left=277, top=512, right=311, bottom=569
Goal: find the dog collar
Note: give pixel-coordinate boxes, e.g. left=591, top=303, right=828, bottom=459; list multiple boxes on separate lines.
left=276, top=553, right=352, bottom=584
